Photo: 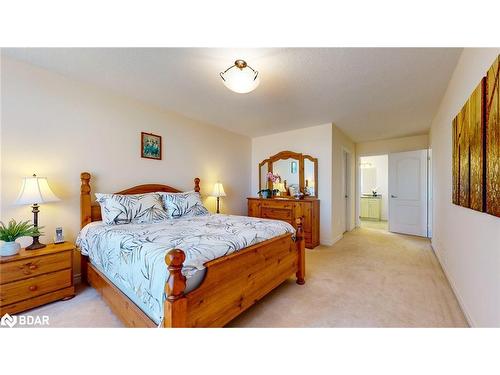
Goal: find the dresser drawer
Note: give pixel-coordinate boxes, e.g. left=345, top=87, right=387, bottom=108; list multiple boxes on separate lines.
left=0, top=251, right=72, bottom=284
left=261, top=207, right=293, bottom=222
left=0, top=269, right=72, bottom=306
left=261, top=200, right=293, bottom=209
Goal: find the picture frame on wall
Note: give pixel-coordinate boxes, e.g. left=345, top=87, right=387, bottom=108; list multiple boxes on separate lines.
left=141, top=132, right=162, bottom=160
left=452, top=54, right=499, bottom=218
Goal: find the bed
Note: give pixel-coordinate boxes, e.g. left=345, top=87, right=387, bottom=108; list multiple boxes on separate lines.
left=78, top=172, right=306, bottom=327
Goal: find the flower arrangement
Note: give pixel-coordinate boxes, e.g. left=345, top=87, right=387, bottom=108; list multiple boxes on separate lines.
left=266, top=172, right=281, bottom=183
left=257, top=172, right=282, bottom=198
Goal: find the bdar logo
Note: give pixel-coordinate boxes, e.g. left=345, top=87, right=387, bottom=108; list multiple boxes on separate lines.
left=1, top=313, right=17, bottom=328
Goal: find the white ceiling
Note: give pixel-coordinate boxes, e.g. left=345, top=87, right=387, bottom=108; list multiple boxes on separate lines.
left=2, top=48, right=461, bottom=142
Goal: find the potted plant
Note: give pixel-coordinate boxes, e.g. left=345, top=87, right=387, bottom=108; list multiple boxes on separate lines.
left=0, top=219, right=43, bottom=256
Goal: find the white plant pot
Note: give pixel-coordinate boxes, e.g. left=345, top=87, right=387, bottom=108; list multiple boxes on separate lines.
left=0, top=241, right=21, bottom=256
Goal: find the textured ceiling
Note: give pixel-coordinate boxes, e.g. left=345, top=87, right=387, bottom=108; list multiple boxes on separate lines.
left=2, top=48, right=461, bottom=142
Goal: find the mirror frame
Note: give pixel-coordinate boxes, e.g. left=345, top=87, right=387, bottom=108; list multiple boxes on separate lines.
left=259, top=150, right=318, bottom=198
left=258, top=158, right=270, bottom=192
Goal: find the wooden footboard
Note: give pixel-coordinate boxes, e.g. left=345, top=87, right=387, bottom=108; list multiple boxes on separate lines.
left=164, top=218, right=305, bottom=327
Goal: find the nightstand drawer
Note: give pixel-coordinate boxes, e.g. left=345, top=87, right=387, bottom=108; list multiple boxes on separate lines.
left=0, top=251, right=72, bottom=284
left=0, top=269, right=72, bottom=306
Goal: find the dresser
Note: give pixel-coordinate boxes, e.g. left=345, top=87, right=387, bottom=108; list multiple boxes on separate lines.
left=248, top=197, right=320, bottom=248
left=0, top=242, right=75, bottom=315
left=360, top=196, right=382, bottom=220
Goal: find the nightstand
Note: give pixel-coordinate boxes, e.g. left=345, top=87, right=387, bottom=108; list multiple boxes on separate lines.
left=0, top=242, right=75, bottom=315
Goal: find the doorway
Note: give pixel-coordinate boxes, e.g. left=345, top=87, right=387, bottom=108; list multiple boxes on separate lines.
left=359, top=154, right=389, bottom=231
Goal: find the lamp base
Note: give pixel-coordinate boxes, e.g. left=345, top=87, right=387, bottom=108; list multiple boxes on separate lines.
left=26, top=236, right=46, bottom=250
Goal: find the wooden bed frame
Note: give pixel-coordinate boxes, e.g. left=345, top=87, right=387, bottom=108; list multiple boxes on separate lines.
left=79, top=172, right=305, bottom=327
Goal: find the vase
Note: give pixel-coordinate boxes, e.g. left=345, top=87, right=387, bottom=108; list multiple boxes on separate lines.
left=0, top=241, right=21, bottom=256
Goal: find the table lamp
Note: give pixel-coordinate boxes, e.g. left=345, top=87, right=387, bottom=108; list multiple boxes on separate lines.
left=15, top=174, right=60, bottom=250
left=211, top=182, right=226, bottom=214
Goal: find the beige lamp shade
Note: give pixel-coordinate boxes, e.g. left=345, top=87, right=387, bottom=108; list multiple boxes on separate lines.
left=15, top=175, right=60, bottom=205
left=211, top=182, right=226, bottom=197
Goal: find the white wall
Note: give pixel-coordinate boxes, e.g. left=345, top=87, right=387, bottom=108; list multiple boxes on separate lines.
left=430, top=48, right=500, bottom=327
left=331, top=125, right=356, bottom=241
left=360, top=155, right=388, bottom=220
left=1, top=57, right=252, bottom=275
left=251, top=123, right=333, bottom=244
left=356, top=134, right=429, bottom=156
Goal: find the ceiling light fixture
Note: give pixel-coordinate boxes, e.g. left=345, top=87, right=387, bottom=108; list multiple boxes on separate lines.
left=220, top=59, right=260, bottom=94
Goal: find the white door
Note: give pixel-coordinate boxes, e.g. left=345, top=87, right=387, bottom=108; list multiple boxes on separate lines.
left=388, top=149, right=428, bottom=237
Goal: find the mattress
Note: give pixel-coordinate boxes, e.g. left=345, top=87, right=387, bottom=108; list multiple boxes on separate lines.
left=76, top=214, right=295, bottom=325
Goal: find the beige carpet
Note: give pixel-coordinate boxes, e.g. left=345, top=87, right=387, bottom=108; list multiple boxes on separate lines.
left=360, top=219, right=389, bottom=231
left=19, top=227, right=468, bottom=327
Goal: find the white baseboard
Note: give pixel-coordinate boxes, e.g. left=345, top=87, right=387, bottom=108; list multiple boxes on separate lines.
left=430, top=242, right=475, bottom=327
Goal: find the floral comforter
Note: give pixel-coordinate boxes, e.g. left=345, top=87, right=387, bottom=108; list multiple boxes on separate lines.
left=76, top=214, right=295, bottom=324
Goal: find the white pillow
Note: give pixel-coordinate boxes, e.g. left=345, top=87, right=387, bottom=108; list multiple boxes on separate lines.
left=161, top=191, right=209, bottom=219
left=95, top=192, right=168, bottom=225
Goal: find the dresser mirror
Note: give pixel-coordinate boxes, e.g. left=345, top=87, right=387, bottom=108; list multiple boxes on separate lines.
left=259, top=159, right=269, bottom=192
left=258, top=150, right=318, bottom=197
left=304, top=157, right=316, bottom=196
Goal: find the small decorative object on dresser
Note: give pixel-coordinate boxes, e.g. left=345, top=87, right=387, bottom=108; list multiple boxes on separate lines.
left=15, top=174, right=60, bottom=250
left=248, top=197, right=320, bottom=248
left=54, top=227, right=65, bottom=244
left=0, top=242, right=75, bottom=315
left=141, top=132, right=162, bottom=160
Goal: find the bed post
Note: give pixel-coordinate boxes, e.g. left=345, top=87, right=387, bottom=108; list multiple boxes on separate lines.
left=80, top=172, right=92, bottom=285
left=164, top=249, right=188, bottom=327
left=194, top=177, right=200, bottom=193
left=80, top=172, right=92, bottom=228
left=295, top=217, right=306, bottom=285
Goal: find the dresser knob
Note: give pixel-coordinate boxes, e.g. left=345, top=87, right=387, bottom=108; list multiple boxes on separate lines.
left=29, top=264, right=38, bottom=270
left=29, top=285, right=38, bottom=292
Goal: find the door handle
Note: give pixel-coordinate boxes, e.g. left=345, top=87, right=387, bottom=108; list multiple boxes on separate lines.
left=391, top=195, right=398, bottom=198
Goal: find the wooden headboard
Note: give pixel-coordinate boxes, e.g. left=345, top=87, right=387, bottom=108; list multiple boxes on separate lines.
left=80, top=172, right=201, bottom=229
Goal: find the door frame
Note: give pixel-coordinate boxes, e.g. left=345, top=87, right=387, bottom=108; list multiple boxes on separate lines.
left=341, top=147, right=353, bottom=232
left=355, top=152, right=389, bottom=228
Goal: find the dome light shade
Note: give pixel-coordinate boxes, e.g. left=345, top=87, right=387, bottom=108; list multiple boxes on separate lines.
left=220, top=59, right=260, bottom=94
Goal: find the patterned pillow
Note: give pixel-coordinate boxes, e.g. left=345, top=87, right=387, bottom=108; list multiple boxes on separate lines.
left=95, top=193, right=168, bottom=225
left=162, top=191, right=209, bottom=219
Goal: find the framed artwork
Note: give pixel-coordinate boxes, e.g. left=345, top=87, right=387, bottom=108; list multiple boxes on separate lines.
left=141, top=132, right=162, bottom=160
left=452, top=54, right=499, bottom=218
left=486, top=55, right=499, bottom=217
left=291, top=161, right=298, bottom=174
